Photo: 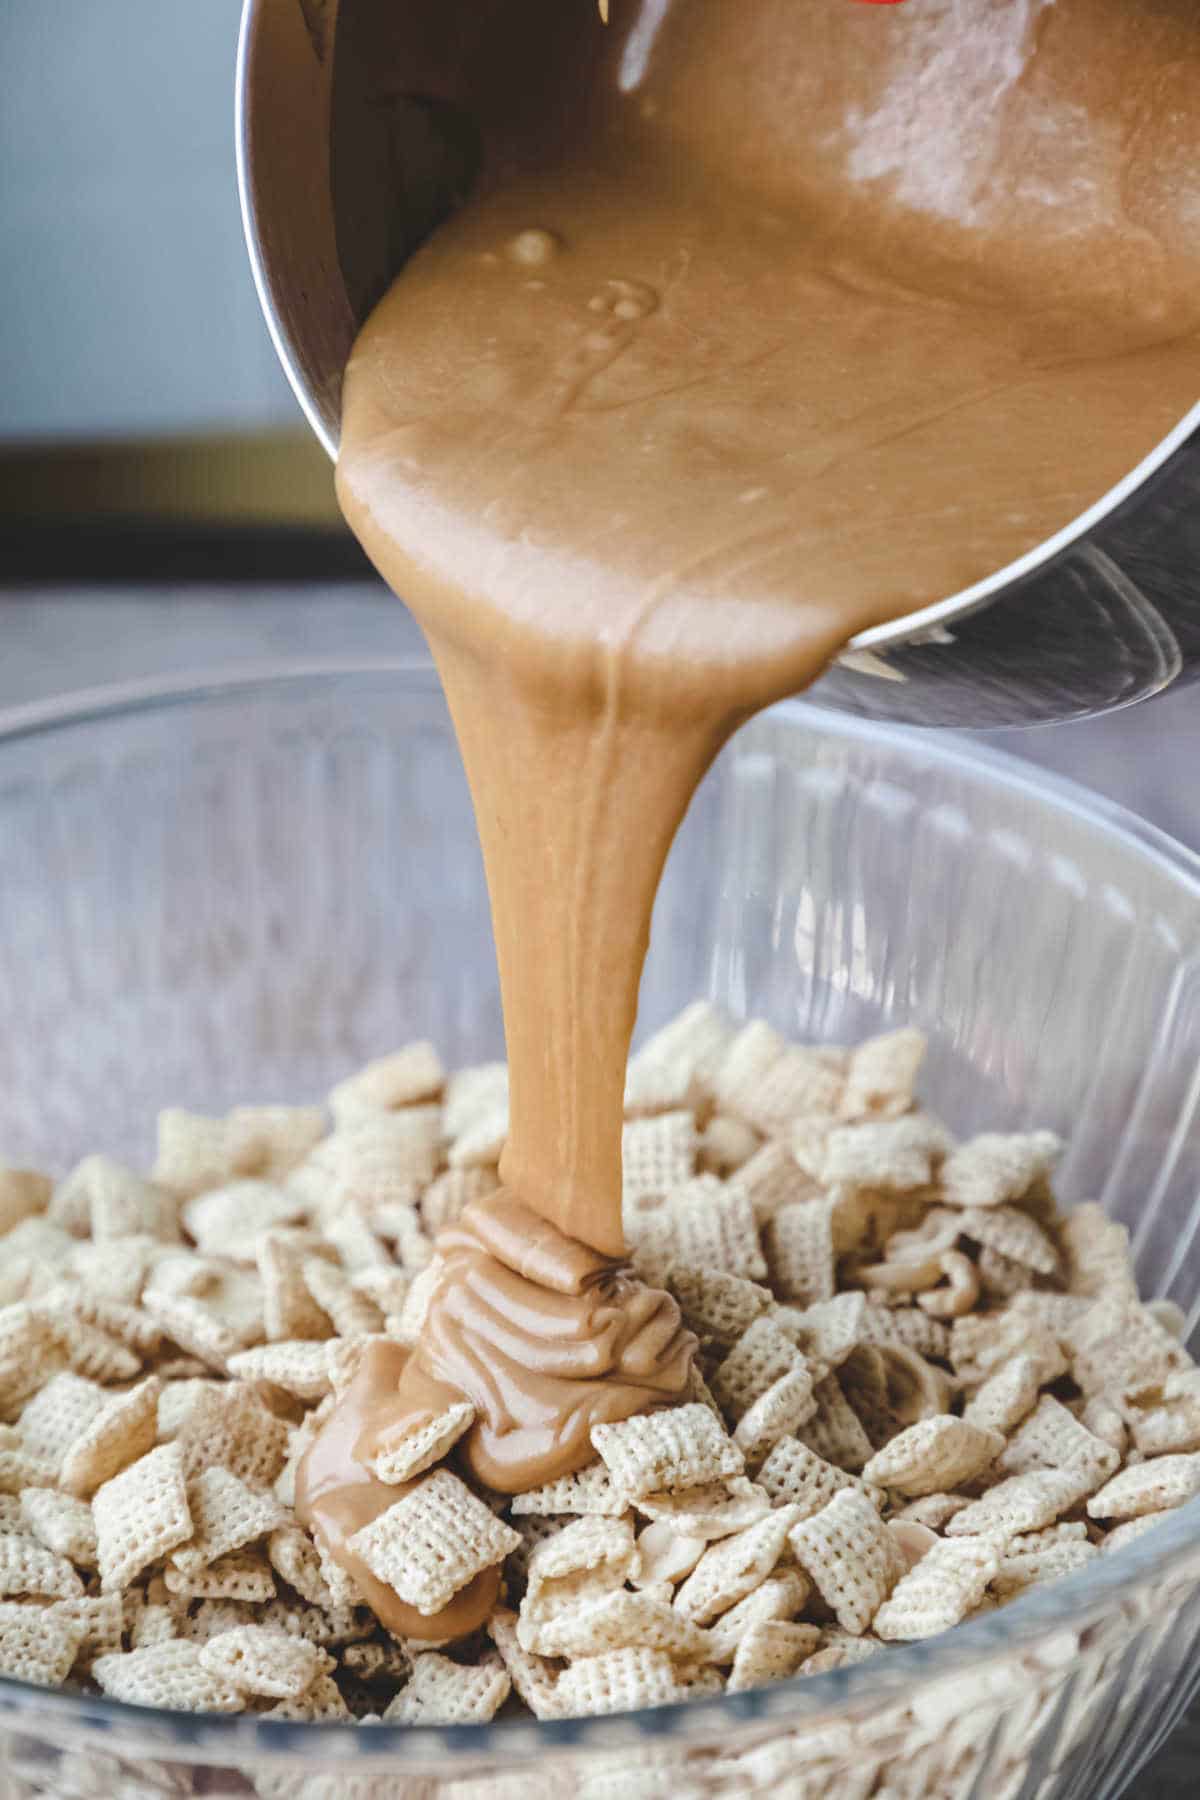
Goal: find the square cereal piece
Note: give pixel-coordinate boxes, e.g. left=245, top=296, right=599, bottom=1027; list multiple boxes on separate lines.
left=763, top=1198, right=838, bottom=1305
left=992, top=1539, right=1097, bottom=1600
left=1087, top=1454, right=1200, bottom=1522
left=796, top=1375, right=874, bottom=1474
left=997, top=1395, right=1121, bottom=1491
left=634, top=1476, right=771, bottom=1541
left=51, top=1592, right=124, bottom=1666
left=65, top=1235, right=158, bottom=1306
left=164, top=1550, right=277, bottom=1603
left=93, top=1641, right=245, bottom=1713
left=46, top=1314, right=142, bottom=1388
left=183, top=1180, right=309, bottom=1264
left=313, top=1110, right=443, bottom=1212
left=143, top=1292, right=245, bottom=1372
left=0, top=1448, right=56, bottom=1496
left=665, top=1269, right=772, bottom=1349
left=821, top=1117, right=949, bottom=1194
left=348, top=1469, right=520, bottom=1616
left=517, top=1517, right=638, bottom=1652
left=1059, top=1203, right=1138, bottom=1301
left=756, top=1436, right=880, bottom=1520
left=172, top=1467, right=287, bottom=1573
left=36, top=1284, right=163, bottom=1360
left=939, top=1131, right=1062, bottom=1210
left=592, top=1404, right=744, bottom=1498
left=706, top=1569, right=812, bottom=1663
left=60, top=1155, right=181, bottom=1244
left=385, top=1650, right=511, bottom=1725
left=714, top=1023, right=844, bottom=1135
left=329, top=1042, right=445, bottom=1123
left=1127, top=1388, right=1200, bottom=1459
left=511, top=1460, right=630, bottom=1518
left=60, top=1375, right=162, bottom=1499
left=227, top=1341, right=332, bottom=1401
left=624, top=1002, right=733, bottom=1117
left=633, top=1519, right=706, bottom=1587
left=957, top=1207, right=1058, bottom=1276
left=302, top=1258, right=384, bottom=1340
left=258, top=1231, right=334, bottom=1343
left=730, top=1142, right=822, bottom=1225
left=226, top=1105, right=326, bottom=1183
left=268, top=1525, right=337, bottom=1609
left=674, top=1506, right=800, bottom=1625
left=0, top=1599, right=81, bottom=1687
left=711, top=1315, right=807, bottom=1420
left=20, top=1489, right=98, bottom=1566
left=487, top=1606, right=564, bottom=1719
left=153, top=1109, right=239, bottom=1197
left=945, top=1469, right=1091, bottom=1539
left=621, top=1113, right=697, bottom=1212
left=447, top=1101, right=509, bottom=1171
left=783, top=1292, right=869, bottom=1367
left=554, top=1646, right=688, bottom=1719
left=1070, top=1296, right=1188, bottom=1403
left=862, top=1418, right=1003, bottom=1499
left=699, top=1114, right=762, bottom=1177
left=873, top=1537, right=1000, bottom=1640
left=961, top=1355, right=1042, bottom=1438
left=199, top=1624, right=334, bottom=1699
left=949, top=1309, right=1067, bottom=1389
left=728, top=1619, right=822, bottom=1692
left=0, top=1304, right=64, bottom=1416
left=17, top=1373, right=108, bottom=1475
left=266, top=1672, right=352, bottom=1721
left=734, top=1370, right=820, bottom=1463
left=839, top=1029, right=926, bottom=1124
left=94, top=1442, right=193, bottom=1592
left=633, top=1180, right=767, bottom=1288
left=788, top=1489, right=904, bottom=1635
left=176, top=1382, right=291, bottom=1490
left=0, top=1534, right=83, bottom=1600
left=369, top=1401, right=475, bottom=1487
left=546, top=1589, right=711, bottom=1660
left=525, top=1515, right=638, bottom=1599
left=857, top=1301, right=950, bottom=1363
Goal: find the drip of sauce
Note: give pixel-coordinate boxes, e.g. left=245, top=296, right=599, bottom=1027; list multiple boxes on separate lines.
left=296, top=1339, right=502, bottom=1639
left=300, top=0, right=1200, bottom=1632
left=402, top=1194, right=697, bottom=1490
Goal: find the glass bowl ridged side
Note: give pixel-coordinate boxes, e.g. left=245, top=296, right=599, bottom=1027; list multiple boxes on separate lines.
left=0, top=662, right=1197, bottom=1798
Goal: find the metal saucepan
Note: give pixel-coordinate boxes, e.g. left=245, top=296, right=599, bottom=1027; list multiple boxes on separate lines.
left=236, top=0, right=1200, bottom=728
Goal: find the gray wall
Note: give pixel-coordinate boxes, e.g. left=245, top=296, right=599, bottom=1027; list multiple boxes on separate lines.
left=0, top=0, right=298, bottom=441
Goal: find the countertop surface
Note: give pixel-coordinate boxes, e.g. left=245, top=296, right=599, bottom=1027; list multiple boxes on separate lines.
left=0, top=579, right=1197, bottom=1793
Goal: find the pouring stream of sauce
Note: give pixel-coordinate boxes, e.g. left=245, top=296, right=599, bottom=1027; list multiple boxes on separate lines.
left=300, top=0, right=1200, bottom=1636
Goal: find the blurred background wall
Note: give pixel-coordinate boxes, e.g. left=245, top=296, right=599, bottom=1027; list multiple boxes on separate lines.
left=0, top=0, right=340, bottom=527
left=2, top=0, right=292, bottom=441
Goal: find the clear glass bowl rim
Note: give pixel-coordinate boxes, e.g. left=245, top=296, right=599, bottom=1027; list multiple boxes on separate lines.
left=1, top=656, right=1197, bottom=1767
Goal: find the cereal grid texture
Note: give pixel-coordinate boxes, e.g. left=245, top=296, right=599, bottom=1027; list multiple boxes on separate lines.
left=0, top=1011, right=1194, bottom=1727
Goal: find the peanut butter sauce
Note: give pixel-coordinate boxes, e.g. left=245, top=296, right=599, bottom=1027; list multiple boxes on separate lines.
left=299, top=0, right=1200, bottom=1635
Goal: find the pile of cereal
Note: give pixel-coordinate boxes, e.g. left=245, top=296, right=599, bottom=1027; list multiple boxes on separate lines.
left=0, top=1006, right=1196, bottom=1723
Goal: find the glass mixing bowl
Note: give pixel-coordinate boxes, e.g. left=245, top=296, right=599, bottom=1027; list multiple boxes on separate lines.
left=0, top=662, right=1198, bottom=1800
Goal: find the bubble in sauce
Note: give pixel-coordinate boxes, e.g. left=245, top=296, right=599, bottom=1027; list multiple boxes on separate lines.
left=588, top=278, right=659, bottom=321
left=506, top=228, right=562, bottom=267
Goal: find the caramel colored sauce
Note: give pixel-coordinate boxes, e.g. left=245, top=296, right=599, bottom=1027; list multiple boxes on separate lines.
left=301, top=0, right=1200, bottom=1631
